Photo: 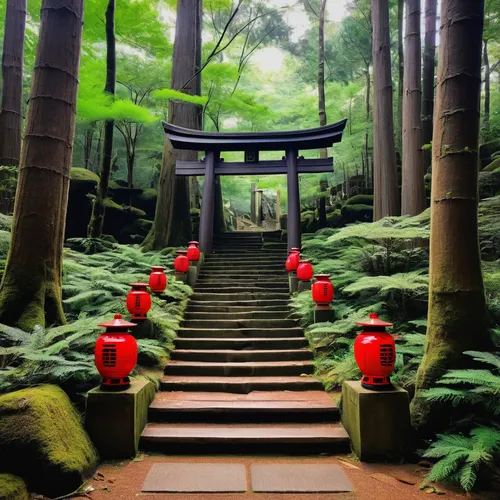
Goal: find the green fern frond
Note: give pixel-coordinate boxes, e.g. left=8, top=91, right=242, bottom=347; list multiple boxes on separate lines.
left=463, top=351, right=500, bottom=369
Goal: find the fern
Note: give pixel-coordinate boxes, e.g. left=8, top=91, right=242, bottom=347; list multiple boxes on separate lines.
left=423, top=426, right=500, bottom=491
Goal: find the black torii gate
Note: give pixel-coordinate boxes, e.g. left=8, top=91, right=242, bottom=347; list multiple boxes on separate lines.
left=163, top=119, right=347, bottom=253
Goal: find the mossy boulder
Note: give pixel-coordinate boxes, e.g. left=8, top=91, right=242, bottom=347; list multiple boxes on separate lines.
left=482, top=157, right=500, bottom=172
left=66, top=169, right=99, bottom=239
left=479, top=171, right=500, bottom=199
left=326, top=209, right=342, bottom=228
left=341, top=204, right=374, bottom=224
left=0, top=385, right=98, bottom=498
left=135, top=188, right=158, bottom=219
left=345, top=194, right=374, bottom=206
left=480, top=138, right=500, bottom=163
left=0, top=474, right=28, bottom=500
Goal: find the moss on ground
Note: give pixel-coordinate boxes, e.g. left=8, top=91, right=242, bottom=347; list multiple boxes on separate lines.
left=0, top=385, right=97, bottom=498
left=0, top=474, right=28, bottom=500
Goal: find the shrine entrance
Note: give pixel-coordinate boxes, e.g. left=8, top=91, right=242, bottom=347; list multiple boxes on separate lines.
left=163, top=119, right=347, bottom=252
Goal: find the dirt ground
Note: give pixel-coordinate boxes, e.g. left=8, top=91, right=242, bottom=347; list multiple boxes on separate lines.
left=83, top=453, right=489, bottom=500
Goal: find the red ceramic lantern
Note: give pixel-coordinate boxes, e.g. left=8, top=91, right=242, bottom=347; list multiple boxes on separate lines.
left=285, top=248, right=301, bottom=272
left=149, top=266, right=167, bottom=294
left=126, top=282, right=151, bottom=320
left=354, top=313, right=396, bottom=390
left=296, top=258, right=314, bottom=281
left=174, top=250, right=189, bottom=273
left=187, top=241, right=201, bottom=262
left=95, top=314, right=138, bottom=388
left=312, top=274, right=334, bottom=306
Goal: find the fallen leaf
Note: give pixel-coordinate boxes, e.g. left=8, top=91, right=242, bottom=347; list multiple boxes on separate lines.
left=391, top=472, right=417, bottom=486
left=337, top=458, right=360, bottom=470
left=370, top=473, right=400, bottom=486
left=418, top=460, right=433, bottom=469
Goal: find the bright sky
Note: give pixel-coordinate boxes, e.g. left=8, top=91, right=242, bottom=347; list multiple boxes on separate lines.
left=254, top=0, right=350, bottom=72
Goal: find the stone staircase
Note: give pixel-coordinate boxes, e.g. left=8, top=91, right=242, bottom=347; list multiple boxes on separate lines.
left=141, top=231, right=349, bottom=452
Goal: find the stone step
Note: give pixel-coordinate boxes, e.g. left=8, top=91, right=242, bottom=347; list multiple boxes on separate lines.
left=147, top=391, right=339, bottom=423
left=159, top=375, right=323, bottom=393
left=191, top=292, right=290, bottom=301
left=184, top=311, right=291, bottom=320
left=187, top=299, right=290, bottom=308
left=186, top=304, right=290, bottom=313
left=171, top=349, right=312, bottom=362
left=192, top=286, right=289, bottom=294
left=196, top=279, right=289, bottom=286
left=181, top=319, right=299, bottom=329
left=197, top=274, right=288, bottom=281
left=204, top=256, right=285, bottom=262
left=177, top=327, right=304, bottom=339
left=140, top=423, right=349, bottom=450
left=202, top=261, right=285, bottom=268
left=175, top=337, right=308, bottom=350
left=165, top=360, right=314, bottom=377
left=210, top=250, right=287, bottom=256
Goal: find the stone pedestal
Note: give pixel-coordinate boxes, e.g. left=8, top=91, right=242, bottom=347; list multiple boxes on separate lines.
left=314, top=305, right=334, bottom=323
left=175, top=272, right=187, bottom=284
left=187, top=265, right=198, bottom=287
left=297, top=280, right=312, bottom=293
left=341, top=381, right=411, bottom=461
left=288, top=272, right=299, bottom=294
left=132, top=318, right=156, bottom=339
left=85, top=380, right=155, bottom=459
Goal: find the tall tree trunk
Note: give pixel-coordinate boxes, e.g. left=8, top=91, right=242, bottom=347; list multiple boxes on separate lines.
left=422, top=0, right=437, bottom=172
left=0, top=0, right=83, bottom=330
left=411, top=0, right=494, bottom=432
left=88, top=0, right=116, bottom=239
left=84, top=125, right=94, bottom=170
left=143, top=0, right=202, bottom=250
left=397, top=0, right=404, bottom=155
left=372, top=0, right=399, bottom=220
left=0, top=0, right=26, bottom=167
left=214, top=175, right=225, bottom=234
left=318, top=0, right=328, bottom=159
left=401, top=0, right=425, bottom=216
left=483, top=39, right=490, bottom=135
left=127, top=151, right=135, bottom=188
left=365, top=65, right=371, bottom=188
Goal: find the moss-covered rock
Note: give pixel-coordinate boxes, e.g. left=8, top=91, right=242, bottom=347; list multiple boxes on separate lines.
left=480, top=138, right=500, bottom=162
left=0, top=385, right=98, bottom=498
left=345, top=194, right=374, bottom=206
left=482, top=157, right=500, bottom=172
left=135, top=188, right=158, bottom=219
left=479, top=171, right=500, bottom=199
left=0, top=474, right=28, bottom=500
left=70, top=167, right=99, bottom=183
left=341, top=204, right=374, bottom=224
left=326, top=209, right=342, bottom=228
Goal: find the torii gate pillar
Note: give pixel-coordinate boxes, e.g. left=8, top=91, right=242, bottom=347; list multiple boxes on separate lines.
left=286, top=149, right=301, bottom=251
left=199, top=151, right=215, bottom=253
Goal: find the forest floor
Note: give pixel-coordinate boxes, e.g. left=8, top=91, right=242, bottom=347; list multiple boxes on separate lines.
left=84, top=453, right=483, bottom=500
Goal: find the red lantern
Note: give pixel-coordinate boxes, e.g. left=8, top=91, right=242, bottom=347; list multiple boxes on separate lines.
left=285, top=247, right=301, bottom=272
left=187, top=241, right=201, bottom=262
left=126, top=282, right=151, bottom=320
left=354, top=313, right=395, bottom=390
left=95, top=314, right=138, bottom=388
left=296, top=258, right=314, bottom=281
left=312, top=274, right=334, bottom=305
left=174, top=250, right=189, bottom=273
left=149, top=266, right=167, bottom=294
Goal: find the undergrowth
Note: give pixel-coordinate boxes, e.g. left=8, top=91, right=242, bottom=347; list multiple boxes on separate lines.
left=0, top=237, right=192, bottom=403
left=292, top=195, right=500, bottom=492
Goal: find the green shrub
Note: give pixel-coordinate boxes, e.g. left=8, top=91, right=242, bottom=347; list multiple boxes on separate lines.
left=340, top=204, right=373, bottom=223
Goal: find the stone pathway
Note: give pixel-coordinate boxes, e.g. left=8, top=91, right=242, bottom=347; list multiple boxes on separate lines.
left=140, top=231, right=349, bottom=452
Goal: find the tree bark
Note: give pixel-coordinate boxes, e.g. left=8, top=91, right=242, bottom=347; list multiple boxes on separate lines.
left=422, top=0, right=437, bottom=172
left=411, top=0, right=494, bottom=432
left=365, top=65, right=371, bottom=188
left=318, top=0, right=327, bottom=159
left=483, top=39, right=490, bottom=134
left=214, top=175, right=226, bottom=234
left=0, top=0, right=26, bottom=167
left=372, top=0, right=399, bottom=220
left=88, top=0, right=116, bottom=239
left=0, top=0, right=83, bottom=330
left=143, top=0, right=201, bottom=250
left=401, top=0, right=425, bottom=216
left=397, top=0, right=404, bottom=156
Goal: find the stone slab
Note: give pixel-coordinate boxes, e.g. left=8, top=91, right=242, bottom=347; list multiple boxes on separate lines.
left=314, top=305, right=334, bottom=323
left=141, top=463, right=246, bottom=492
left=187, top=265, right=198, bottom=287
left=85, top=379, right=155, bottom=459
left=297, top=280, right=312, bottom=293
left=251, top=464, right=353, bottom=492
left=342, top=380, right=412, bottom=461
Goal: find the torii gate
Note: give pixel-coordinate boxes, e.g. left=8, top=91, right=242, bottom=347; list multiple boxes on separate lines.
left=163, top=119, right=348, bottom=253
